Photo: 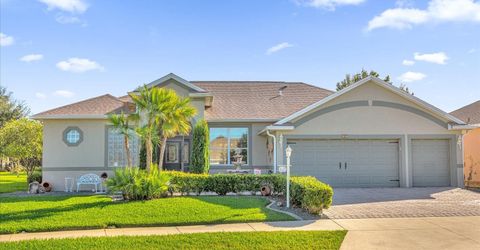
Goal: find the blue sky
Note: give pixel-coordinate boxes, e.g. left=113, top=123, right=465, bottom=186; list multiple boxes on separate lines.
left=1, top=0, right=479, bottom=114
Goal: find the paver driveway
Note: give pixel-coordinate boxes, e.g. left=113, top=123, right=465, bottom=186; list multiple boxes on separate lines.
left=324, top=187, right=480, bottom=219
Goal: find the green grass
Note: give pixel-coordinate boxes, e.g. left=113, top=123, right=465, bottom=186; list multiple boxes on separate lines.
left=0, top=231, right=347, bottom=250
left=0, top=195, right=294, bottom=234
left=0, top=172, right=27, bottom=193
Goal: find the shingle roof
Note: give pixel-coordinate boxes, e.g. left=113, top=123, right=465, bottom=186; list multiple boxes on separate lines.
left=33, top=81, right=333, bottom=121
left=450, top=100, right=480, bottom=125
left=191, top=81, right=333, bottom=120
left=33, top=94, right=131, bottom=117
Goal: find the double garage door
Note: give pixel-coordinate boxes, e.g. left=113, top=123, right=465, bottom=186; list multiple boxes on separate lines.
left=289, top=139, right=450, bottom=187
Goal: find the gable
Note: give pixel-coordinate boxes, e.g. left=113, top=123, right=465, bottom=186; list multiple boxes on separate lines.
left=282, top=80, right=461, bottom=134
left=158, top=79, right=196, bottom=97
left=276, top=77, right=464, bottom=127
left=136, top=73, right=206, bottom=93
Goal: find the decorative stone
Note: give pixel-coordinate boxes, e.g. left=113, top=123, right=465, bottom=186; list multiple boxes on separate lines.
left=28, top=181, right=40, bottom=194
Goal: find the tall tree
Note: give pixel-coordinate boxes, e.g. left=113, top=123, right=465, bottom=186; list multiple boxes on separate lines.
left=108, top=111, right=137, bottom=167
left=191, top=119, right=210, bottom=174
left=336, top=69, right=391, bottom=91
left=152, top=88, right=196, bottom=170
left=129, top=86, right=157, bottom=172
left=335, top=69, right=413, bottom=95
left=0, top=86, right=30, bottom=128
left=0, top=118, right=42, bottom=180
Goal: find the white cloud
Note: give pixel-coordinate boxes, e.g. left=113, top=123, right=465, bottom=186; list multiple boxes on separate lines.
left=55, top=14, right=81, bottom=24
left=266, top=42, right=294, bottom=55
left=53, top=90, right=74, bottom=98
left=468, top=48, right=477, bottom=53
left=35, top=92, right=47, bottom=99
left=20, top=54, right=44, bottom=62
left=402, top=59, right=415, bottom=65
left=56, top=58, right=104, bottom=73
left=38, top=0, right=88, bottom=13
left=367, top=8, right=429, bottom=30
left=296, top=0, right=365, bottom=10
left=366, top=0, right=480, bottom=31
left=414, top=52, right=449, bottom=64
left=398, top=71, right=427, bottom=82
left=0, top=33, right=14, bottom=46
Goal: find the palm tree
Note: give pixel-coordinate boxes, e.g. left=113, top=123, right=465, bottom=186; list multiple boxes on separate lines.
left=129, top=86, right=157, bottom=172
left=108, top=111, right=136, bottom=167
left=151, top=88, right=196, bottom=170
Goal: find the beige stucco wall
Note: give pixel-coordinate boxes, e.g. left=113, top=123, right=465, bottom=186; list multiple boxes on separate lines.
left=43, top=119, right=108, bottom=168
left=251, top=123, right=270, bottom=167
left=42, top=119, right=109, bottom=190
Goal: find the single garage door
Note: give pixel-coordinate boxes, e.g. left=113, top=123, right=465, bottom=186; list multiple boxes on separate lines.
left=289, top=139, right=399, bottom=187
left=412, top=139, right=450, bottom=187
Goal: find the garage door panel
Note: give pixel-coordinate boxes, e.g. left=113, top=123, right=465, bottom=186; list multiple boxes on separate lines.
left=412, top=139, right=450, bottom=187
left=289, top=139, right=399, bottom=188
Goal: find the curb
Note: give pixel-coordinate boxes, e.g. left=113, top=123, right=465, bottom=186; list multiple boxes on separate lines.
left=266, top=200, right=303, bottom=220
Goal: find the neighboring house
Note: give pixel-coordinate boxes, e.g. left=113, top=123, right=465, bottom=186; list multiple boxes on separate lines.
left=450, top=101, right=480, bottom=187
left=33, top=73, right=470, bottom=190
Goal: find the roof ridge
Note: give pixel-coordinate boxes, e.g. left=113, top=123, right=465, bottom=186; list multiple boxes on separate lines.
left=191, top=80, right=335, bottom=93
left=33, top=94, right=121, bottom=117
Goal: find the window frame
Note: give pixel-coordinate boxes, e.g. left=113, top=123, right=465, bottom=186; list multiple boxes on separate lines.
left=62, top=126, right=83, bottom=147
left=105, top=126, right=140, bottom=168
left=209, top=126, right=250, bottom=166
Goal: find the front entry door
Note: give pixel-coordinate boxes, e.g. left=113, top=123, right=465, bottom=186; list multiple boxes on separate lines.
left=163, top=140, right=190, bottom=171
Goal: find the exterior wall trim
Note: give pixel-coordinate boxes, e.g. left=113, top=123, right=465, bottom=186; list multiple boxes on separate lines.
left=43, top=167, right=112, bottom=171
left=372, top=101, right=448, bottom=129
left=291, top=100, right=450, bottom=129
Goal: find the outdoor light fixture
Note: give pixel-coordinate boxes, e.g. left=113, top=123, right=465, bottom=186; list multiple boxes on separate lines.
left=285, top=145, right=292, bottom=208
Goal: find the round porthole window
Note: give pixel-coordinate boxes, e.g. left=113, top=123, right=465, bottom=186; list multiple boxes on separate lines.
left=63, top=127, right=83, bottom=146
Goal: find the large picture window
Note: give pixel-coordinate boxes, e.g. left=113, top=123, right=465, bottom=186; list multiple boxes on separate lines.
left=107, top=128, right=140, bottom=167
left=209, top=127, right=248, bottom=165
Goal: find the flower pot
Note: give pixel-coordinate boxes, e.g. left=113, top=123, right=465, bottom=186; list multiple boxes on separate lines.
left=261, top=186, right=271, bottom=196
left=42, top=182, right=52, bottom=192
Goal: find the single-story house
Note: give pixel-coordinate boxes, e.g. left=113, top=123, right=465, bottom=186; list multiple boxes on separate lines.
left=450, top=100, right=480, bottom=187
left=32, top=73, right=471, bottom=190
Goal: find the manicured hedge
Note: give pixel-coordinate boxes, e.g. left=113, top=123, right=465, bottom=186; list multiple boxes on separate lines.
left=165, top=171, right=285, bottom=196
left=164, top=171, right=333, bottom=214
left=291, top=176, right=333, bottom=214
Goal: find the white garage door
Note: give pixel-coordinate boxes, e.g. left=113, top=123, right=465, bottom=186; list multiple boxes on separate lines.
left=412, top=139, right=450, bottom=187
left=289, top=139, right=400, bottom=187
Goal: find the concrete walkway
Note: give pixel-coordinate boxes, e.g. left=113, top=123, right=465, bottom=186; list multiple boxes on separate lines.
left=1, top=217, right=479, bottom=249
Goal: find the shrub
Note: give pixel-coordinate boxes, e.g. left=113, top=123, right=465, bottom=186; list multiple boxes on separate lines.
left=290, top=176, right=333, bottom=214
left=191, top=120, right=210, bottom=173
left=27, top=170, right=42, bottom=183
left=107, top=166, right=170, bottom=200
left=166, top=171, right=285, bottom=196
left=165, top=171, right=209, bottom=195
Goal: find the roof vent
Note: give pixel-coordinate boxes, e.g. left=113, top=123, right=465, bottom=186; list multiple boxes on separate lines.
left=278, top=86, right=287, bottom=96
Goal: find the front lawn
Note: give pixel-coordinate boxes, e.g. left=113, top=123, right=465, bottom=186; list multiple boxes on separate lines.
left=0, top=231, right=347, bottom=250
left=0, top=172, right=27, bottom=193
left=0, top=195, right=294, bottom=234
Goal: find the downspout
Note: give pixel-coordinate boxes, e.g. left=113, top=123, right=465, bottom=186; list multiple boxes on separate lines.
left=266, top=130, right=277, bottom=173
